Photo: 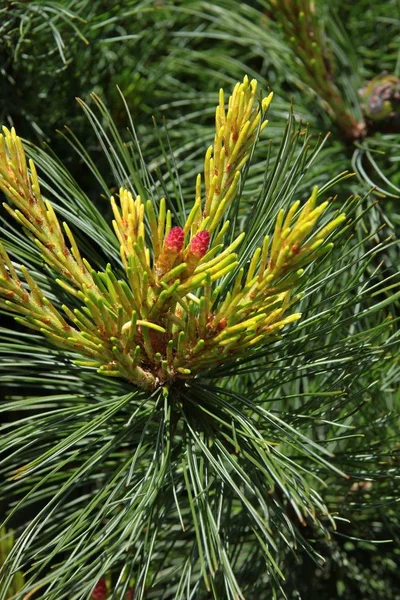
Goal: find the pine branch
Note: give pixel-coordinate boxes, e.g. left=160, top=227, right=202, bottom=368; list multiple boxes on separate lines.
left=269, top=0, right=365, bottom=139
left=0, top=31, right=398, bottom=596
left=0, top=79, right=346, bottom=393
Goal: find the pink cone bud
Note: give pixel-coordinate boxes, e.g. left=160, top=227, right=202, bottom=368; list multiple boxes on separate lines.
left=92, top=578, right=107, bottom=600
left=156, top=227, right=184, bottom=277
left=189, top=230, right=210, bottom=258
left=164, top=227, right=184, bottom=253
left=184, top=230, right=210, bottom=276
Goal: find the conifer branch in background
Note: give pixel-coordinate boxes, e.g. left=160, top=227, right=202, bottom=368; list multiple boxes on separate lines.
left=270, top=0, right=366, bottom=139
left=0, top=529, right=25, bottom=600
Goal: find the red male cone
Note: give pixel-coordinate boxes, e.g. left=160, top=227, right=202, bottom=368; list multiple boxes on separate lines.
left=185, top=230, right=210, bottom=275
left=156, top=226, right=185, bottom=276
left=92, top=578, right=107, bottom=600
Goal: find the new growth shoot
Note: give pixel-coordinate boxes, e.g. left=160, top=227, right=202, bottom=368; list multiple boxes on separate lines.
left=0, top=77, right=345, bottom=390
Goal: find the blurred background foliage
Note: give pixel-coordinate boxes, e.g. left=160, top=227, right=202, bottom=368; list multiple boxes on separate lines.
left=1, top=0, right=400, bottom=205
left=1, top=0, right=400, bottom=243
left=0, top=1, right=399, bottom=598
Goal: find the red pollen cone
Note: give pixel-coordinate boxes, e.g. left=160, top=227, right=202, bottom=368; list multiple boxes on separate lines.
left=189, top=230, right=210, bottom=258
left=164, top=226, right=184, bottom=253
left=92, top=578, right=107, bottom=600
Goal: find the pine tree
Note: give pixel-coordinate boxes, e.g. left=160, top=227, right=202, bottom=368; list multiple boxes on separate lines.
left=0, top=1, right=399, bottom=599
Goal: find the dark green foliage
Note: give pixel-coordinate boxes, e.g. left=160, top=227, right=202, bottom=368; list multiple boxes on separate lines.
left=0, top=1, right=399, bottom=598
